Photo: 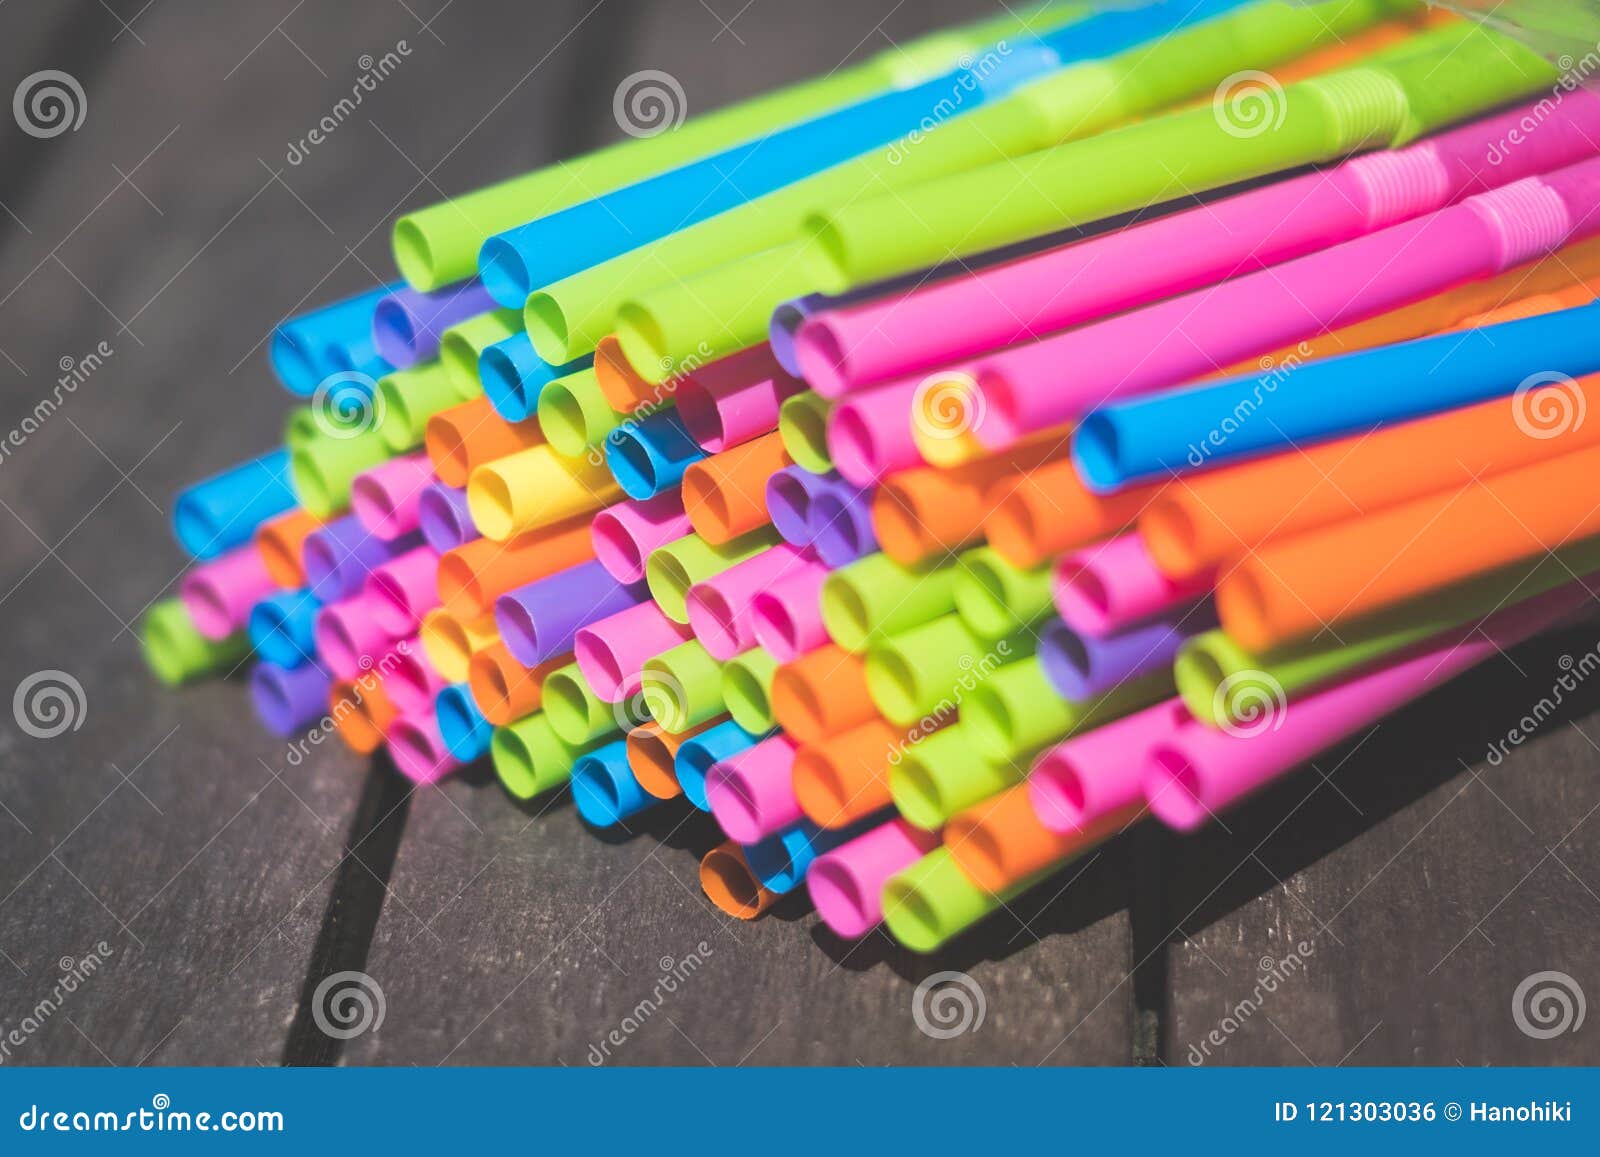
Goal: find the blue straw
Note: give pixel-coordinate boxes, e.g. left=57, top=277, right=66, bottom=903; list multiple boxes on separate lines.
left=605, top=411, right=705, bottom=500
left=479, top=332, right=592, bottom=422
left=744, top=815, right=882, bottom=894
left=172, top=448, right=296, bottom=560
left=572, top=739, right=656, bottom=827
left=436, top=683, right=493, bottom=763
left=270, top=283, right=398, bottom=395
left=248, top=588, right=321, bottom=669
left=674, top=720, right=763, bottom=812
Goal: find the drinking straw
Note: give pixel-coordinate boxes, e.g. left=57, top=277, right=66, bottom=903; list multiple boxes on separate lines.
left=1218, top=443, right=1600, bottom=651
left=174, top=448, right=296, bottom=559
left=888, top=721, right=1022, bottom=830
left=388, top=713, right=461, bottom=785
left=685, top=543, right=816, bottom=660
left=247, top=588, right=320, bottom=669
left=365, top=545, right=443, bottom=635
left=795, top=88, right=1600, bottom=397
left=826, top=379, right=922, bottom=485
left=589, top=490, right=692, bottom=585
left=377, top=361, right=476, bottom=453
left=1138, top=378, right=1600, bottom=579
left=350, top=452, right=434, bottom=540
left=465, top=443, right=619, bottom=541
left=1147, top=577, right=1591, bottom=830
left=468, top=644, right=568, bottom=727
left=372, top=281, right=497, bottom=370
left=778, top=392, right=834, bottom=474
left=592, top=335, right=671, bottom=413
left=1043, top=601, right=1202, bottom=697
left=749, top=564, right=830, bottom=662
left=873, top=439, right=1067, bottom=563
left=436, top=682, right=493, bottom=763
left=142, top=598, right=250, bottom=686
left=479, top=333, right=593, bottom=423
left=674, top=345, right=807, bottom=453
left=676, top=719, right=763, bottom=811
left=301, top=516, right=419, bottom=602
left=706, top=733, right=802, bottom=844
left=425, top=396, right=545, bottom=488
left=270, top=284, right=396, bottom=395
left=544, top=662, right=640, bottom=746
left=313, top=594, right=404, bottom=681
left=291, top=428, right=392, bottom=517
left=722, top=649, right=779, bottom=733
left=641, top=638, right=726, bottom=733
left=953, top=547, right=1053, bottom=639
left=865, top=613, right=1032, bottom=728
left=765, top=464, right=830, bottom=547
left=385, top=641, right=446, bottom=715
left=392, top=8, right=1041, bottom=289
left=700, top=841, right=783, bottom=920
left=627, top=719, right=720, bottom=801
left=492, top=711, right=592, bottom=800
left=644, top=527, right=780, bottom=623
left=769, top=643, right=876, bottom=743
left=572, top=739, right=657, bottom=828
left=417, top=482, right=478, bottom=554
left=418, top=607, right=498, bottom=683
left=807, top=480, right=877, bottom=567
left=792, top=716, right=905, bottom=829
left=945, top=786, right=1136, bottom=893
left=983, top=459, right=1161, bottom=568
left=495, top=560, right=646, bottom=670
left=770, top=294, right=827, bottom=376
left=681, top=431, right=792, bottom=543
left=180, top=545, right=275, bottom=641
left=745, top=816, right=879, bottom=895
left=257, top=508, right=322, bottom=588
left=538, top=368, right=624, bottom=457
left=1054, top=534, right=1212, bottom=637
left=437, top=309, right=522, bottom=395
left=807, top=818, right=944, bottom=937
left=966, top=655, right=1171, bottom=762
left=330, top=676, right=397, bottom=756
left=882, top=846, right=1047, bottom=953
left=437, top=513, right=596, bottom=618
left=573, top=599, right=693, bottom=703
left=1029, top=699, right=1189, bottom=833
left=250, top=660, right=332, bottom=738
left=803, top=23, right=1555, bottom=295
left=818, top=552, right=960, bottom=652
left=605, top=411, right=706, bottom=501
left=1077, top=301, right=1600, bottom=491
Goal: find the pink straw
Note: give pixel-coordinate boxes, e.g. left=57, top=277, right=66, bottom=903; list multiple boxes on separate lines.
left=705, top=733, right=801, bottom=843
left=589, top=491, right=693, bottom=585
left=1030, top=698, right=1189, bottom=834
left=387, top=711, right=461, bottom=785
left=383, top=637, right=444, bottom=715
left=1143, top=578, right=1592, bottom=832
left=365, top=545, right=441, bottom=636
left=826, top=379, right=922, bottom=486
left=1054, top=534, right=1211, bottom=637
left=313, top=593, right=404, bottom=681
left=685, top=543, right=814, bottom=661
left=750, top=561, right=831, bottom=662
left=676, top=344, right=807, bottom=453
left=806, top=818, right=942, bottom=938
left=574, top=598, right=694, bottom=702
left=793, top=92, right=1600, bottom=399
left=350, top=452, right=435, bottom=540
left=180, top=544, right=275, bottom=640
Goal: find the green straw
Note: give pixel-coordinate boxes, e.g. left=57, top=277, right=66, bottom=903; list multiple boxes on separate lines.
left=645, top=527, right=780, bottom=623
left=722, top=648, right=778, bottom=733
left=864, top=613, right=1034, bottom=728
left=438, top=309, right=521, bottom=395
left=966, top=657, right=1170, bottom=760
left=377, top=360, right=475, bottom=452
left=883, top=847, right=1052, bottom=953
left=642, top=639, right=726, bottom=733
left=542, top=662, right=637, bottom=746
left=888, top=722, right=1025, bottom=831
left=953, top=546, right=1054, bottom=639
left=289, top=426, right=392, bottom=518
left=389, top=5, right=1078, bottom=290
left=536, top=367, right=626, bottom=457
left=141, top=599, right=250, bottom=686
left=805, top=22, right=1554, bottom=292
left=778, top=392, right=833, bottom=474
left=820, top=552, right=960, bottom=653
left=492, top=712, right=592, bottom=800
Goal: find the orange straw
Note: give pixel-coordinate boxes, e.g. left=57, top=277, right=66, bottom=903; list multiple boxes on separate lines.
left=330, top=675, right=398, bottom=755
left=983, top=458, right=1166, bottom=568
left=437, top=513, right=595, bottom=619
left=943, top=785, right=1137, bottom=893
left=1218, top=442, right=1600, bottom=652
left=627, top=717, right=726, bottom=800
left=700, top=841, right=782, bottom=919
left=425, top=397, right=545, bottom=488
left=681, top=431, right=792, bottom=544
left=769, top=644, right=876, bottom=744
left=257, top=509, right=323, bottom=589
left=595, top=335, right=665, bottom=413
left=466, top=643, right=570, bottom=727
left=792, top=716, right=904, bottom=829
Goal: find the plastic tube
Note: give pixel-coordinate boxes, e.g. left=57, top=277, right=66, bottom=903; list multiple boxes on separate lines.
left=945, top=785, right=1135, bottom=892
left=864, top=612, right=1032, bottom=728
left=627, top=719, right=720, bottom=801
left=592, top=336, right=669, bottom=413
left=1040, top=606, right=1214, bottom=700
left=676, top=719, right=763, bottom=811
left=465, top=443, right=619, bottom=542
left=681, top=431, right=792, bottom=544
left=247, top=588, right=320, bottom=669
left=882, top=846, right=1045, bottom=953
left=644, top=527, right=780, bottom=623
left=479, top=332, right=593, bottom=424
left=675, top=346, right=807, bottom=453
left=571, top=739, right=658, bottom=828
left=366, top=545, right=442, bottom=636
left=141, top=599, right=250, bottom=686
left=749, top=563, right=830, bottom=663
left=589, top=491, right=692, bottom=585
left=792, top=716, right=905, bottom=828
left=437, top=309, right=522, bottom=396
left=1030, top=699, right=1188, bottom=833
left=250, top=660, right=332, bottom=737
left=495, top=558, right=646, bottom=668
left=425, top=396, right=545, bottom=488
left=301, top=516, right=421, bottom=602
left=825, top=379, right=923, bottom=486
left=706, top=733, right=801, bottom=843
left=764, top=464, right=830, bottom=547
left=807, top=818, right=942, bottom=937
left=984, top=458, right=1161, bottom=567
left=537, top=367, right=624, bottom=457
left=685, top=544, right=816, bottom=660
left=605, top=411, right=705, bottom=501
left=291, top=428, right=393, bottom=517
left=417, top=482, right=478, bottom=554
left=467, top=642, right=567, bottom=727
left=436, top=681, right=493, bottom=763
left=418, top=606, right=498, bottom=684
left=721, top=649, right=778, bottom=734
left=492, top=711, right=591, bottom=800
left=174, top=448, right=296, bottom=560
left=437, top=513, right=595, bottom=618
left=256, top=508, right=322, bottom=589
left=769, top=644, right=876, bottom=743
left=384, top=639, right=446, bottom=715
left=779, top=392, right=834, bottom=474
left=372, top=281, right=496, bottom=370
left=312, top=594, right=404, bottom=681
left=700, top=841, right=783, bottom=920
left=270, top=284, right=396, bottom=395
left=180, top=545, right=275, bottom=641
left=952, top=547, right=1053, bottom=639
left=377, top=361, right=474, bottom=453
left=807, top=479, right=876, bottom=567
left=641, top=638, right=725, bottom=733
left=745, top=817, right=879, bottom=895
left=574, top=599, right=694, bottom=703
left=819, top=552, right=959, bottom=652
left=543, top=661, right=641, bottom=746
left=349, top=452, right=433, bottom=541
left=887, top=722, right=1022, bottom=831
left=330, top=675, right=397, bottom=755
left=1054, top=534, right=1211, bottom=637
left=388, top=712, right=462, bottom=785
left=967, top=654, right=1170, bottom=761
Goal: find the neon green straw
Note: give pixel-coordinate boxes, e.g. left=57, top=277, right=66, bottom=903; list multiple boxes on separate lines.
left=536, top=367, right=625, bottom=457
left=722, top=648, right=778, bottom=733
left=883, top=847, right=1052, bottom=953
left=821, top=553, right=960, bottom=653
left=642, top=639, right=726, bottom=733
left=864, top=613, right=1035, bottom=728
left=778, top=393, right=833, bottom=474
left=289, top=427, right=391, bottom=517
left=543, top=663, right=637, bottom=747
left=439, top=309, right=521, bottom=395
left=378, top=360, right=475, bottom=452
left=888, top=723, right=1024, bottom=831
left=142, top=599, right=250, bottom=686
left=953, top=547, right=1054, bottom=639
left=645, top=528, right=780, bottom=623
left=492, top=712, right=592, bottom=800
left=966, top=656, right=1170, bottom=760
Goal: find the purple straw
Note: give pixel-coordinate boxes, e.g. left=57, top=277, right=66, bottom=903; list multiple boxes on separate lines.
left=494, top=558, right=649, bottom=668
left=806, top=476, right=876, bottom=567
left=769, top=294, right=828, bottom=376
left=766, top=464, right=838, bottom=548
left=372, top=279, right=496, bottom=369
left=302, top=515, right=421, bottom=602
left=250, top=660, right=331, bottom=737
left=418, top=481, right=478, bottom=554
left=1040, top=605, right=1215, bottom=700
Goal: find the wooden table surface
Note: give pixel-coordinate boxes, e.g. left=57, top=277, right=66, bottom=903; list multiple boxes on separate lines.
left=0, top=0, right=1595, bottom=1067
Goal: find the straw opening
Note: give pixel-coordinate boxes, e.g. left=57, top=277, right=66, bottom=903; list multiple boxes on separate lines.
left=522, top=292, right=570, bottom=364
left=590, top=510, right=644, bottom=583
left=1143, top=746, right=1206, bottom=832
left=390, top=218, right=435, bottom=290
left=700, top=846, right=765, bottom=919
left=480, top=237, right=532, bottom=313
left=806, top=859, right=867, bottom=936
left=492, top=729, right=539, bottom=799
left=479, top=345, right=526, bottom=419
left=1071, top=413, right=1122, bottom=492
